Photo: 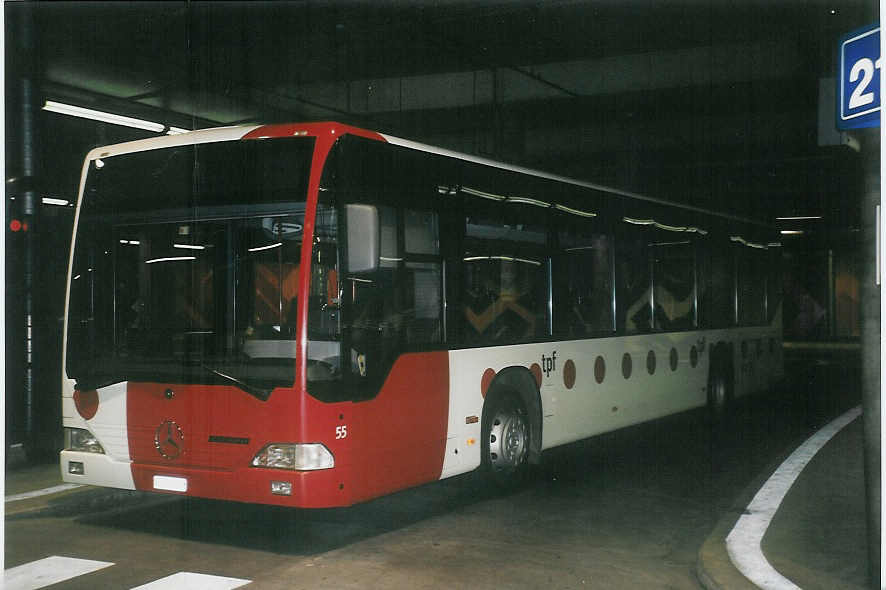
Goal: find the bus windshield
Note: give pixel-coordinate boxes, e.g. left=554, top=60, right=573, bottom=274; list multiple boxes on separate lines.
left=66, top=137, right=317, bottom=398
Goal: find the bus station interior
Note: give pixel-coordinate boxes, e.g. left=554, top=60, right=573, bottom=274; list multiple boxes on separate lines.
left=3, top=2, right=881, bottom=589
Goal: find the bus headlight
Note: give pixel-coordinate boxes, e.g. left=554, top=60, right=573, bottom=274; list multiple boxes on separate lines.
left=64, top=428, right=105, bottom=454
left=251, top=443, right=334, bottom=471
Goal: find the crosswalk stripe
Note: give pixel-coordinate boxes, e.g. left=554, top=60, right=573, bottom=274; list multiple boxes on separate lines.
left=3, top=555, right=114, bottom=590
left=130, top=572, right=252, bottom=589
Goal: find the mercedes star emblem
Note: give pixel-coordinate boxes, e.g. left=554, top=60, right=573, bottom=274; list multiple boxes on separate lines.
left=154, top=419, right=184, bottom=460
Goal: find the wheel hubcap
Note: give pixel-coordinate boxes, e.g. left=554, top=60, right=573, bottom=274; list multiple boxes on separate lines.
left=711, top=376, right=727, bottom=409
left=488, top=406, right=528, bottom=472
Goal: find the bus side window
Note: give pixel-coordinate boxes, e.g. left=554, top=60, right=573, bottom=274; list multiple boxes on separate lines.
left=401, top=209, right=442, bottom=345
left=307, top=206, right=340, bottom=341
left=554, top=226, right=613, bottom=337
left=344, top=205, right=443, bottom=390
left=707, top=240, right=736, bottom=327
left=651, top=241, right=695, bottom=331
left=461, top=201, right=548, bottom=345
left=346, top=206, right=396, bottom=383
left=767, top=249, right=783, bottom=325
left=737, top=246, right=766, bottom=326
left=616, top=226, right=651, bottom=334
left=696, top=242, right=711, bottom=328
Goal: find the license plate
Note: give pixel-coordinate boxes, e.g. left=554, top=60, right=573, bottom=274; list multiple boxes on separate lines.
left=153, top=475, right=187, bottom=492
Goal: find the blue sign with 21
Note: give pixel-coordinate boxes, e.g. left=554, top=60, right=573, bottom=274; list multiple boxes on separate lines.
left=839, top=24, right=880, bottom=130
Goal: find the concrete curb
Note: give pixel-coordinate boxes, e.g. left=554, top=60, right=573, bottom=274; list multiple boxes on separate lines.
left=696, top=507, right=758, bottom=590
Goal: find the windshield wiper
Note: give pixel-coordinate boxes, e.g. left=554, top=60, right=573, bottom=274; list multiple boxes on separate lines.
left=199, top=362, right=272, bottom=401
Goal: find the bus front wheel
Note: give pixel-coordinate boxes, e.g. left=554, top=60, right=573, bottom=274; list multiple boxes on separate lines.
left=482, top=392, right=530, bottom=487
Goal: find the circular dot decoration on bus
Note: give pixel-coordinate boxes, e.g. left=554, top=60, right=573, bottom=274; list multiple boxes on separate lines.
left=530, top=363, right=543, bottom=388
left=73, top=389, right=99, bottom=421
left=669, top=347, right=678, bottom=371
left=622, top=353, right=632, bottom=379
left=594, top=356, right=606, bottom=384
left=481, top=368, right=496, bottom=398
left=646, top=350, right=656, bottom=375
left=563, top=359, right=576, bottom=389
left=690, top=345, right=699, bottom=368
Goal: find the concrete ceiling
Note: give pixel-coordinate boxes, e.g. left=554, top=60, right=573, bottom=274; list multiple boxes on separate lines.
left=5, top=1, right=878, bottom=232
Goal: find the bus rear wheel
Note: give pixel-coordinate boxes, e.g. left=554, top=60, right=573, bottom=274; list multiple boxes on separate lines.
left=707, top=354, right=733, bottom=421
left=482, top=393, right=530, bottom=487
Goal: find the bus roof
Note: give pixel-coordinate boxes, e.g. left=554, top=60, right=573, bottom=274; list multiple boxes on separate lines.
left=84, top=125, right=261, bottom=160
left=84, top=121, right=770, bottom=229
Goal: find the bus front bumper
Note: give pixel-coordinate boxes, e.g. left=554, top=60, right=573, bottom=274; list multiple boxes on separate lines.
left=129, top=462, right=351, bottom=508
left=61, top=450, right=352, bottom=508
left=60, top=450, right=136, bottom=490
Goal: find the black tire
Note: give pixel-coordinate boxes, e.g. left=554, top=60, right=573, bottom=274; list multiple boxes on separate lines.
left=481, top=392, right=531, bottom=488
left=707, top=351, right=733, bottom=421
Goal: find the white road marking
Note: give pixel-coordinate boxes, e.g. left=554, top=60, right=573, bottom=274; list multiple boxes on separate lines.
left=131, top=572, right=252, bottom=589
left=5, top=484, right=84, bottom=503
left=726, top=405, right=862, bottom=590
left=3, top=555, right=114, bottom=590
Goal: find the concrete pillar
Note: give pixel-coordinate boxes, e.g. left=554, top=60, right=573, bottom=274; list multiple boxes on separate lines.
left=858, top=128, right=880, bottom=588
left=7, top=1, right=40, bottom=459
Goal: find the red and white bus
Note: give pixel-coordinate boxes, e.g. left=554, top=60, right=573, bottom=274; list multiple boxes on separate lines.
left=61, top=122, right=783, bottom=508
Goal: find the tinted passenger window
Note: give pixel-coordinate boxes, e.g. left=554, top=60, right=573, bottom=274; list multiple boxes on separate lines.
left=462, top=201, right=549, bottom=344
left=652, top=241, right=695, bottom=330
left=342, top=204, right=443, bottom=395
left=616, top=226, right=651, bottom=334
left=737, top=247, right=766, bottom=325
left=554, top=224, right=613, bottom=337
left=767, top=249, right=782, bottom=324
left=699, top=241, right=735, bottom=328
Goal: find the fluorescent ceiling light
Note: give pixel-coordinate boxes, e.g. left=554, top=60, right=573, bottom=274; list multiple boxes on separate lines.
left=43, top=100, right=166, bottom=133
left=174, top=243, right=206, bottom=250
left=42, top=197, right=70, bottom=206
left=167, top=127, right=190, bottom=135
left=775, top=216, right=822, bottom=221
left=780, top=230, right=805, bottom=235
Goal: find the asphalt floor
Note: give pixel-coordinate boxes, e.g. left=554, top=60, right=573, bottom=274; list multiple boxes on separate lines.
left=9, top=414, right=872, bottom=589
left=6, top=352, right=874, bottom=589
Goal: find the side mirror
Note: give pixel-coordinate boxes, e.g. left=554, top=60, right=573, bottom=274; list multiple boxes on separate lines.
left=344, top=204, right=379, bottom=274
